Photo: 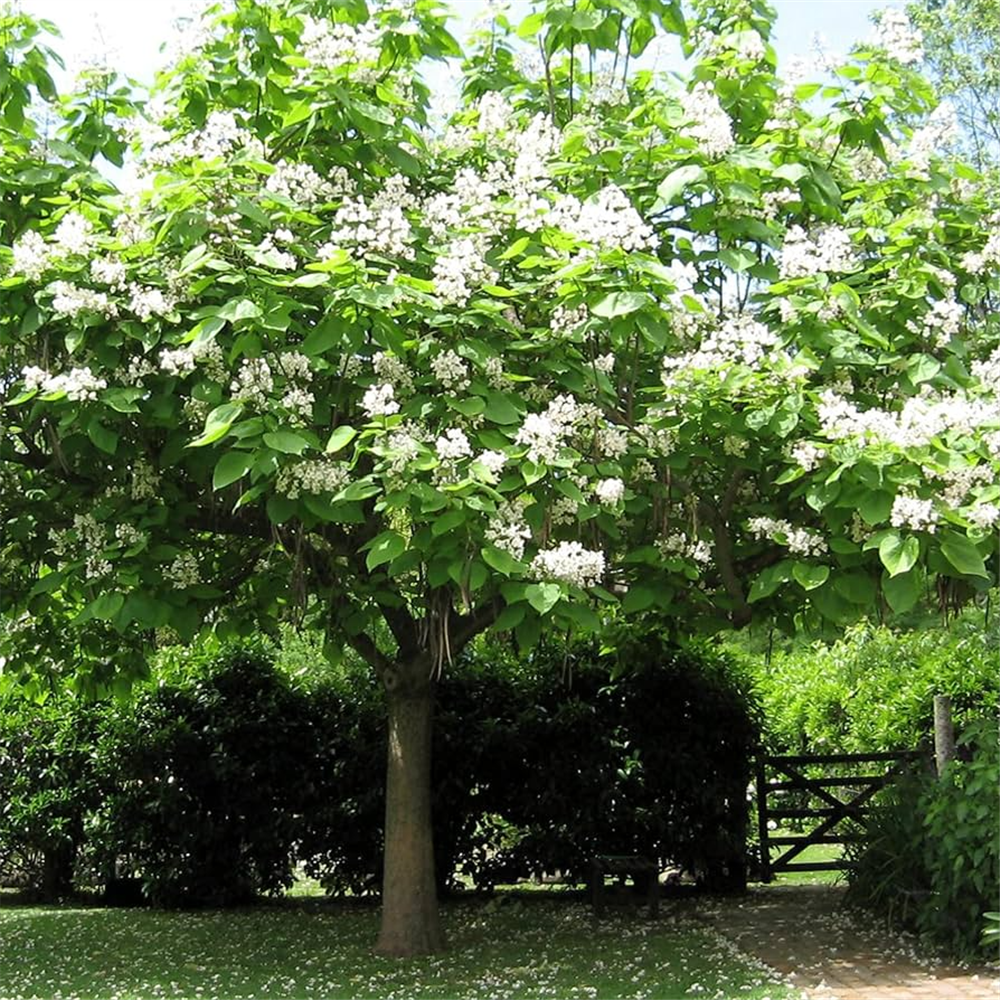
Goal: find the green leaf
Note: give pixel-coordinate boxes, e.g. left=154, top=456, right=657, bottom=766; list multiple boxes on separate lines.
left=366, top=531, right=406, bottom=571
left=621, top=585, right=656, bottom=613
left=493, top=602, right=526, bottom=631
left=432, top=508, right=466, bottom=536
left=301, top=318, right=344, bottom=356
left=213, top=451, right=253, bottom=490
left=216, top=298, right=261, bottom=323
left=792, top=563, right=830, bottom=591
left=882, top=569, right=921, bottom=613
left=482, top=545, right=522, bottom=576
left=878, top=532, right=919, bottom=577
left=266, top=496, right=296, bottom=525
left=859, top=491, right=893, bottom=526
left=86, top=419, right=119, bottom=455
left=77, top=592, right=124, bottom=623
left=325, top=425, right=357, bottom=454
left=591, top=291, right=650, bottom=319
left=484, top=392, right=521, bottom=425
left=655, top=164, right=706, bottom=204
left=525, top=582, right=561, bottom=615
left=189, top=403, right=243, bottom=448
left=940, top=533, right=989, bottom=579
left=263, top=430, right=309, bottom=455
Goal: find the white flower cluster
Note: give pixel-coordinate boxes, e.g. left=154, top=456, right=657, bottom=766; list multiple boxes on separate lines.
left=779, top=225, right=859, bottom=279
left=382, top=424, right=423, bottom=477
left=970, top=347, right=1000, bottom=391
left=143, top=109, right=246, bottom=166
left=550, top=303, right=589, bottom=338
left=9, top=231, right=49, bottom=280
left=961, top=230, right=1000, bottom=275
left=435, top=427, right=473, bottom=462
left=594, top=353, right=615, bottom=375
left=905, top=102, right=958, bottom=175
left=550, top=496, right=579, bottom=526
left=595, top=425, right=628, bottom=461
left=53, top=212, right=95, bottom=255
left=748, top=516, right=828, bottom=557
left=91, top=256, right=128, bottom=289
left=530, top=541, right=606, bottom=589
left=678, top=83, right=735, bottom=158
left=434, top=235, right=497, bottom=306
left=430, top=349, right=470, bottom=391
left=159, top=337, right=224, bottom=379
left=515, top=394, right=582, bottom=465
left=550, top=185, right=659, bottom=253
left=925, top=463, right=993, bottom=510
left=662, top=314, right=781, bottom=379
left=298, top=16, right=382, bottom=81
left=51, top=513, right=112, bottom=579
left=128, top=283, right=176, bottom=321
left=264, top=159, right=336, bottom=207
left=372, top=351, right=414, bottom=395
left=658, top=532, right=712, bottom=566
left=872, top=8, right=923, bottom=65
left=909, top=297, right=963, bottom=348
left=22, top=365, right=107, bottom=401
left=165, top=551, right=201, bottom=589
left=475, top=449, right=507, bottom=482
left=362, top=383, right=400, bottom=419
left=890, top=494, right=938, bottom=533
left=790, top=441, right=827, bottom=471
left=327, top=191, right=414, bottom=260
left=115, top=523, right=146, bottom=549
left=594, top=477, right=625, bottom=506
left=276, top=459, right=350, bottom=498
left=230, top=358, right=274, bottom=408
left=483, top=356, right=506, bottom=389
left=817, top=389, right=996, bottom=449
left=485, top=502, right=532, bottom=561
left=49, top=280, right=118, bottom=319
left=968, top=503, right=1000, bottom=529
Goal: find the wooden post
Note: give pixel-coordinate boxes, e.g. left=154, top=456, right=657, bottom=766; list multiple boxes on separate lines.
left=755, top=754, right=772, bottom=882
left=933, top=694, right=955, bottom=777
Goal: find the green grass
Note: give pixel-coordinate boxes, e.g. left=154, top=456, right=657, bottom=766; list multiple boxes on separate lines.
left=0, top=895, right=797, bottom=1000
left=767, top=829, right=847, bottom=887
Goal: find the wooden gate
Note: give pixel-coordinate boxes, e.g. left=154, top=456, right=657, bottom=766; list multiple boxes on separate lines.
left=755, top=750, right=930, bottom=882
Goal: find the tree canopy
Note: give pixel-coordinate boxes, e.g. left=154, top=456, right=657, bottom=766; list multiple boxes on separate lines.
left=1, top=0, right=998, bottom=954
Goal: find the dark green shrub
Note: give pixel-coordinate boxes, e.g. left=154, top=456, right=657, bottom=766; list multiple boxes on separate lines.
left=457, top=626, right=760, bottom=891
left=93, top=641, right=322, bottom=906
left=846, top=717, right=1000, bottom=959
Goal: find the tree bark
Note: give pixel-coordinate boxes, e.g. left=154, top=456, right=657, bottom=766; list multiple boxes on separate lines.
left=375, top=663, right=445, bottom=957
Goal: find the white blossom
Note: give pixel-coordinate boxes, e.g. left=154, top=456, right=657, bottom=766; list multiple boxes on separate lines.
left=361, top=383, right=400, bottom=419
left=594, top=477, right=625, bottom=506
left=10, top=231, right=49, bottom=280
left=678, top=83, right=734, bottom=157
left=49, top=281, right=117, bottom=319
left=871, top=8, right=923, bottom=65
left=484, top=503, right=531, bottom=561
left=52, top=212, right=94, bottom=255
left=748, top=516, right=828, bottom=557
left=779, top=225, right=859, bottom=279
left=276, top=459, right=350, bottom=498
left=530, top=541, right=606, bottom=588
left=430, top=350, right=470, bottom=391
left=230, top=358, right=274, bottom=408
left=165, top=551, right=201, bottom=589
left=890, top=494, right=939, bottom=533
left=435, top=427, right=472, bottom=461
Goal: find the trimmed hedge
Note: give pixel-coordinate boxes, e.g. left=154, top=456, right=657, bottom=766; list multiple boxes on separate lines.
left=0, top=629, right=759, bottom=903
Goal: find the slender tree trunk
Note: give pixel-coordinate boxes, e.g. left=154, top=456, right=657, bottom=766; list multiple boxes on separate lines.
left=375, top=663, right=445, bottom=957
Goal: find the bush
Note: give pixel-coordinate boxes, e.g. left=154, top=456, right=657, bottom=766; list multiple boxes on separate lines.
left=0, top=700, right=102, bottom=899
left=746, top=604, right=999, bottom=754
left=443, top=626, right=760, bottom=891
left=846, top=717, right=1000, bottom=960
left=92, top=641, right=323, bottom=906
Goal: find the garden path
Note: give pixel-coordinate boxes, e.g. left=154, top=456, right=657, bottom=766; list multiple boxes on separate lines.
left=699, top=884, right=999, bottom=1000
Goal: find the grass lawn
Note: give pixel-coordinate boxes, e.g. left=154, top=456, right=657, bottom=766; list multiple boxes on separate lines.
left=769, top=837, right=846, bottom=887
left=0, top=894, right=796, bottom=1000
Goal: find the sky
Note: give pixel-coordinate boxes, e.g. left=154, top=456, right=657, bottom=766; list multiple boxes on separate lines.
left=23, top=0, right=904, bottom=88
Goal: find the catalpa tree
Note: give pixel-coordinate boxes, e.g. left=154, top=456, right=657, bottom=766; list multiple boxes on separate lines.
left=2, top=0, right=998, bottom=955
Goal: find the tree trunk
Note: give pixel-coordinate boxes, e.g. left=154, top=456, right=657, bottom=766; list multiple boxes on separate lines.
left=375, top=665, right=445, bottom=957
